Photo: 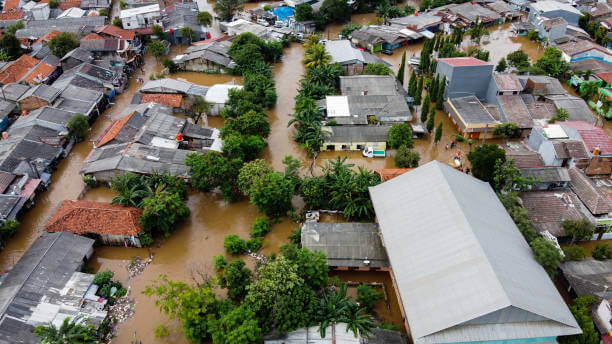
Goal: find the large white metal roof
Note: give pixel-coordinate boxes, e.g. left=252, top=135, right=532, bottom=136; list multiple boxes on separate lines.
left=369, top=161, right=581, bottom=343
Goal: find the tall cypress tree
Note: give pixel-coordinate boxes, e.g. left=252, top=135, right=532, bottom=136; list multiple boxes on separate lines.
left=414, top=76, right=423, bottom=106
left=427, top=107, right=436, bottom=132
left=429, top=59, right=438, bottom=75
left=431, top=74, right=439, bottom=101
left=437, top=76, right=446, bottom=110
left=408, top=70, right=417, bottom=97
left=421, top=93, right=430, bottom=123
left=434, top=121, right=443, bottom=144
left=398, top=51, right=407, bottom=85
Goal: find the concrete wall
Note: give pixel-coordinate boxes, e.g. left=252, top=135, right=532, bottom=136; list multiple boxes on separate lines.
left=183, top=59, right=228, bottom=73
left=101, top=234, right=142, bottom=247
left=437, top=62, right=494, bottom=101
left=321, top=141, right=387, bottom=152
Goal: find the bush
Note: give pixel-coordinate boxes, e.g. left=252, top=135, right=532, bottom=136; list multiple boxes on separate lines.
left=251, top=216, right=270, bottom=238
left=213, top=254, right=227, bottom=271
left=99, top=284, right=111, bottom=298
left=394, top=145, right=420, bottom=168
left=82, top=175, right=98, bottom=188
left=247, top=238, right=262, bottom=252
left=115, top=288, right=127, bottom=298
left=493, top=122, right=521, bottom=138
left=565, top=246, right=586, bottom=261
left=592, top=243, right=612, bottom=260
left=388, top=123, right=413, bottom=149
left=67, top=114, right=89, bottom=139
left=288, top=227, right=301, bottom=245
left=139, top=232, right=154, bottom=247
left=224, top=234, right=247, bottom=255
left=162, top=58, right=178, bottom=73
left=93, top=270, right=114, bottom=286
left=357, top=284, right=382, bottom=312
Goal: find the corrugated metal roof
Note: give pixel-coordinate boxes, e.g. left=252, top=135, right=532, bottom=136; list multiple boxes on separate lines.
left=369, top=161, right=581, bottom=342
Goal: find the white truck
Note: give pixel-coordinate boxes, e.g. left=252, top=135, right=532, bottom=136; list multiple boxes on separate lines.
left=362, top=146, right=385, bottom=158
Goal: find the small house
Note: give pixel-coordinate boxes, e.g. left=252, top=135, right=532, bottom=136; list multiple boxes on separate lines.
left=528, top=1, right=582, bottom=26
left=17, top=84, right=61, bottom=112
left=43, top=200, right=144, bottom=247
left=54, top=84, right=106, bottom=121
left=174, top=40, right=236, bottom=73
left=519, top=190, right=587, bottom=237
left=568, top=167, right=612, bottom=227
left=0, top=54, right=40, bottom=85
left=561, top=121, right=612, bottom=157
left=444, top=95, right=501, bottom=139
left=323, top=39, right=391, bottom=76
left=321, top=125, right=390, bottom=152
left=119, top=4, right=161, bottom=29
left=60, top=48, right=95, bottom=72
left=557, top=40, right=612, bottom=63
left=162, top=3, right=207, bottom=45
left=440, top=2, right=503, bottom=26
left=561, top=259, right=612, bottom=299
left=521, top=166, right=571, bottom=190
left=389, top=13, right=442, bottom=32
left=528, top=125, right=591, bottom=167
left=350, top=26, right=408, bottom=53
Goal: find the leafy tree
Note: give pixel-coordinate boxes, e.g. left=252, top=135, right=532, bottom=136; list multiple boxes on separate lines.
left=66, top=114, right=89, bottom=139
left=93, top=270, right=114, bottom=285
left=498, top=192, right=538, bottom=243
left=190, top=95, right=211, bottom=124
left=506, top=49, right=530, bottom=69
left=527, top=29, right=539, bottom=41
left=388, top=123, right=413, bottom=149
left=467, top=144, right=506, bottom=185
left=363, top=62, right=392, bottom=75
left=421, top=93, right=430, bottom=123
left=340, top=24, right=362, bottom=38
left=496, top=57, right=507, bottom=72
left=299, top=177, right=329, bottom=209
left=530, top=237, right=563, bottom=277
left=592, top=243, right=612, bottom=260
left=162, top=58, right=178, bottom=73
left=320, top=0, right=350, bottom=23
left=218, top=259, right=252, bottom=302
left=493, top=122, right=521, bottom=138
left=148, top=40, right=167, bottom=61
left=152, top=25, right=167, bottom=40
left=244, top=256, right=318, bottom=333
left=214, top=0, right=244, bottom=21
left=210, top=305, right=262, bottom=344
left=295, top=3, right=314, bottom=21
left=222, top=134, right=266, bottom=161
left=436, top=76, right=446, bottom=109
left=0, top=33, right=22, bottom=61
left=250, top=172, right=294, bottom=218
left=222, top=110, right=270, bottom=139
left=549, top=108, right=570, bottom=123
left=280, top=244, right=329, bottom=290
left=49, top=0, right=58, bottom=8
left=244, top=72, right=277, bottom=108
left=197, top=11, right=213, bottom=26
left=263, top=41, right=284, bottom=63
left=112, top=18, right=123, bottom=28
left=565, top=246, right=586, bottom=261
left=560, top=296, right=599, bottom=344
left=535, top=47, right=570, bottom=78
left=414, top=75, right=423, bottom=105
left=357, top=284, right=382, bottom=312
left=180, top=26, right=196, bottom=44
left=580, top=81, right=599, bottom=102
left=251, top=216, right=270, bottom=238
left=563, top=219, right=595, bottom=250
left=492, top=158, right=535, bottom=192
left=213, top=255, right=227, bottom=271
left=5, top=20, right=23, bottom=35
left=224, top=234, right=248, bottom=255
left=466, top=19, right=487, bottom=44
left=394, top=145, right=420, bottom=168
left=434, top=121, right=443, bottom=144
left=398, top=51, right=407, bottom=85
left=186, top=152, right=243, bottom=202
left=140, top=192, right=190, bottom=238
left=237, top=159, right=273, bottom=197
left=34, top=317, right=97, bottom=344
left=0, top=219, right=18, bottom=248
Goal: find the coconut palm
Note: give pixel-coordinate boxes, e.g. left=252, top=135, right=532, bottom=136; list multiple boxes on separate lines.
left=304, top=35, right=321, bottom=50
left=306, top=63, right=343, bottom=88
left=110, top=172, right=140, bottom=194
left=34, top=316, right=97, bottom=344
left=111, top=182, right=153, bottom=208
left=302, top=44, right=331, bottom=68
left=342, top=306, right=376, bottom=338
left=316, top=284, right=353, bottom=337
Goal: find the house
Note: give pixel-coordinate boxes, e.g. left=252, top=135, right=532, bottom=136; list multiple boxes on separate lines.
left=534, top=17, right=568, bottom=42
left=17, top=84, right=61, bottom=112
left=0, top=54, right=40, bottom=85
left=221, top=19, right=286, bottom=42
left=53, top=62, right=125, bottom=97
left=30, top=2, right=49, bottom=20
left=486, top=0, right=520, bottom=19
left=43, top=200, right=144, bottom=247
left=545, top=95, right=596, bottom=124
left=350, top=26, right=411, bottom=53
left=590, top=2, right=612, bottom=22
left=375, top=168, right=413, bottom=182
left=57, top=7, right=87, bottom=19
left=162, top=3, right=207, bottom=45
left=558, top=40, right=612, bottom=63
left=0, top=193, right=25, bottom=221
left=301, top=222, right=389, bottom=269
left=438, top=2, right=502, bottom=26
left=95, top=24, right=136, bottom=41
left=497, top=95, right=533, bottom=135
left=528, top=124, right=591, bottom=167
left=528, top=0, right=582, bottom=26
left=264, top=323, right=407, bottom=344
left=119, top=4, right=161, bottom=29
left=140, top=78, right=209, bottom=97
left=204, top=84, right=243, bottom=116
left=519, top=190, right=586, bottom=237
left=436, top=57, right=494, bottom=100
left=368, top=160, right=582, bottom=341
left=568, top=167, right=612, bottom=226
left=174, top=40, right=236, bottom=73
left=520, top=166, right=571, bottom=189
left=560, top=259, right=612, bottom=299
left=11, top=106, right=76, bottom=133
left=0, top=100, right=16, bottom=131
left=323, top=40, right=390, bottom=76
left=389, top=13, right=442, bottom=32
left=444, top=95, right=501, bottom=139
left=80, top=0, right=111, bottom=10
left=15, top=16, right=106, bottom=40
left=502, top=142, right=545, bottom=168
left=571, top=58, right=612, bottom=74
left=22, top=55, right=61, bottom=85
left=518, top=75, right=567, bottom=97
left=292, top=20, right=316, bottom=34
left=81, top=142, right=192, bottom=182
left=136, top=93, right=184, bottom=111
left=53, top=84, right=106, bottom=120
left=60, top=47, right=94, bottom=71
left=321, top=125, right=390, bottom=152
left=561, top=121, right=612, bottom=157
left=0, top=232, right=107, bottom=344
left=1, top=83, right=30, bottom=102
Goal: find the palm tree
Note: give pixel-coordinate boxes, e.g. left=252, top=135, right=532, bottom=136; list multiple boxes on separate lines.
left=191, top=96, right=212, bottom=124
left=34, top=317, right=97, bottom=344
left=110, top=172, right=140, bottom=194
left=375, top=1, right=392, bottom=25
left=111, top=183, right=153, bottom=208
left=302, top=44, right=331, bottom=68
left=306, top=64, right=343, bottom=88
left=341, top=305, right=376, bottom=338
left=580, top=81, right=599, bottom=102
left=304, top=35, right=321, bottom=50
left=316, top=284, right=353, bottom=337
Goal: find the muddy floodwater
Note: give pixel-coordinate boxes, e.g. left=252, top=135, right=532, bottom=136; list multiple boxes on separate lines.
left=0, top=9, right=583, bottom=343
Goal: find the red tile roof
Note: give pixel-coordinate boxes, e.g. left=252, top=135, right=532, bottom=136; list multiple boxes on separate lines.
left=95, top=112, right=134, bottom=147
left=0, top=54, right=40, bottom=84
left=22, top=61, right=57, bottom=84
left=375, top=168, right=413, bottom=181
left=438, top=57, right=491, bottom=67
left=569, top=167, right=612, bottom=215
left=20, top=178, right=40, bottom=199
left=43, top=200, right=143, bottom=236
left=58, top=0, right=81, bottom=10
left=597, top=71, right=612, bottom=85
left=141, top=93, right=182, bottom=108
left=81, top=33, right=105, bottom=40
left=33, top=30, right=61, bottom=46
left=563, top=121, right=612, bottom=155
left=0, top=10, right=23, bottom=20
left=3, top=0, right=20, bottom=12
left=95, top=25, right=135, bottom=40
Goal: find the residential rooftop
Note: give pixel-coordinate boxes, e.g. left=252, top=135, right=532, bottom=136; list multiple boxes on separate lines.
left=519, top=190, right=585, bottom=237
left=438, top=56, right=492, bottom=67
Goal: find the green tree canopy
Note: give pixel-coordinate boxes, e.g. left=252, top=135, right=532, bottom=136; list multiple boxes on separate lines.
left=249, top=172, right=294, bottom=218
left=496, top=57, right=507, bottom=72
left=237, top=159, right=274, bottom=197
left=559, top=296, right=599, bottom=344
left=34, top=317, right=97, bottom=344
left=148, top=40, right=168, bottom=60
left=180, top=26, right=196, bottom=43
left=493, top=122, right=521, bottom=138
left=320, top=0, right=350, bottom=23
left=363, top=62, right=393, bottom=76
left=506, top=49, right=530, bottom=69
left=530, top=237, right=563, bottom=277
left=295, top=3, right=314, bottom=21
left=388, top=123, right=414, bottom=149
left=563, top=219, right=595, bottom=249
left=66, top=113, right=89, bottom=139
left=218, top=259, right=252, bottom=302
left=394, top=145, right=420, bottom=168
left=210, top=304, right=262, bottom=344
left=186, top=152, right=243, bottom=202
left=197, top=11, right=213, bottom=26
left=5, top=21, right=23, bottom=35
left=214, top=0, right=244, bottom=21
left=0, top=33, right=22, bottom=61
left=535, top=47, right=570, bottom=78
left=467, top=144, right=506, bottom=185
left=140, top=191, right=190, bottom=238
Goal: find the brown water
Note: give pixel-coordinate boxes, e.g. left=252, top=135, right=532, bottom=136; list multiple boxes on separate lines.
left=0, top=12, right=552, bottom=343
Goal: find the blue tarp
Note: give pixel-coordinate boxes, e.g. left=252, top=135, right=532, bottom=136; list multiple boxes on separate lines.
left=273, top=6, right=294, bottom=21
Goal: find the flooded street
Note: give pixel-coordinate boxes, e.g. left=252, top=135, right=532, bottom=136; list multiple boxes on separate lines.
left=0, top=10, right=578, bottom=343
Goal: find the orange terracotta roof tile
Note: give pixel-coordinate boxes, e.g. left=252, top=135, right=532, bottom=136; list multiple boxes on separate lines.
left=96, top=112, right=135, bottom=147
left=33, top=30, right=61, bottom=46
left=81, top=32, right=104, bottom=40
left=0, top=10, right=23, bottom=20
left=141, top=93, right=182, bottom=108
left=0, top=54, right=40, bottom=84
left=22, top=61, right=56, bottom=84
left=3, top=0, right=20, bottom=12
left=95, top=24, right=135, bottom=40
left=375, top=168, right=414, bottom=181
left=58, top=0, right=81, bottom=10
left=43, top=200, right=143, bottom=236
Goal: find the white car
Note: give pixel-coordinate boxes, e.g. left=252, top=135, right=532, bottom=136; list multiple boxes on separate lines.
left=257, top=18, right=270, bottom=26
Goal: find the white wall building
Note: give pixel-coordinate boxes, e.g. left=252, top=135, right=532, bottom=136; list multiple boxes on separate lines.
left=119, top=4, right=161, bottom=29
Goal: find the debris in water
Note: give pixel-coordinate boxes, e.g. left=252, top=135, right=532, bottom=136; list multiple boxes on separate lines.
left=127, top=254, right=153, bottom=279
